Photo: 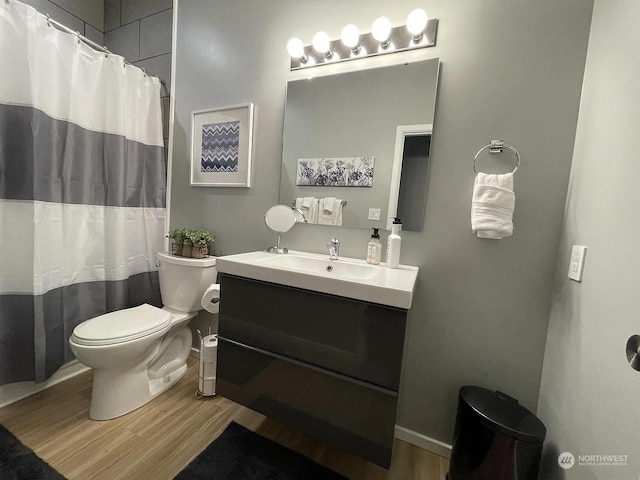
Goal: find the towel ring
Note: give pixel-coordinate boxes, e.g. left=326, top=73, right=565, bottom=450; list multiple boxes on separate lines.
left=473, top=140, right=520, bottom=174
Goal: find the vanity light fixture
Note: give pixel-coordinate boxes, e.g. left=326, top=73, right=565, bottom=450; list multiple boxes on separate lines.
left=286, top=37, right=308, bottom=64
left=406, top=8, right=429, bottom=41
left=340, top=24, right=361, bottom=54
left=371, top=16, right=392, bottom=48
left=312, top=31, right=333, bottom=58
left=286, top=9, right=438, bottom=70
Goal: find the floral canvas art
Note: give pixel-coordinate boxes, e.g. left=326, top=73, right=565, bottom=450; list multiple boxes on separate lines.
left=295, top=157, right=374, bottom=187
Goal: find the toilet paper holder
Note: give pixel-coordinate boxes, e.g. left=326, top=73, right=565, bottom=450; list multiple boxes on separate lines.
left=195, top=283, right=221, bottom=399
left=201, top=283, right=221, bottom=314
left=196, top=328, right=218, bottom=399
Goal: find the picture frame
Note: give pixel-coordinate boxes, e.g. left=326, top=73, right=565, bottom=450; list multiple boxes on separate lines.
left=190, top=103, right=254, bottom=187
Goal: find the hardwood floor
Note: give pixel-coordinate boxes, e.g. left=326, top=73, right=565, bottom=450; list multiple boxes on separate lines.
left=0, top=357, right=449, bottom=479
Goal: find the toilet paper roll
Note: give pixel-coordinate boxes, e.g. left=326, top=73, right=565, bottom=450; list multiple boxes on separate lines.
left=200, top=361, right=217, bottom=380
left=199, top=334, right=218, bottom=396
left=200, top=334, right=218, bottom=363
left=201, top=283, right=220, bottom=313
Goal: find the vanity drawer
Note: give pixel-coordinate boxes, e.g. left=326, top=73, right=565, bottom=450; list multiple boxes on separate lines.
left=217, top=336, right=397, bottom=468
left=218, top=273, right=407, bottom=390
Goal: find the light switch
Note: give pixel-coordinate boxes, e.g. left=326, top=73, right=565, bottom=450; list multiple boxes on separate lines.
left=568, top=245, right=587, bottom=282
left=368, top=208, right=381, bottom=221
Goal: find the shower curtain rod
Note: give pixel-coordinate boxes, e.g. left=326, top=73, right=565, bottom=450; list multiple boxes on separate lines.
left=44, top=13, right=166, bottom=86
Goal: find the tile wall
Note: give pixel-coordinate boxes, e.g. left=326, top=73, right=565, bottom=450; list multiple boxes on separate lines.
left=19, top=0, right=105, bottom=45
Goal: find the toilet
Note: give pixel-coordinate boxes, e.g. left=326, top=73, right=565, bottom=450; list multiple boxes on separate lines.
left=69, top=252, right=218, bottom=420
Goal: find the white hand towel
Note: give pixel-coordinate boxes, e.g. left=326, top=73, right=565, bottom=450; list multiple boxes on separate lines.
left=321, top=197, right=336, bottom=214
left=295, top=197, right=303, bottom=210
left=302, top=196, right=314, bottom=210
left=471, top=173, right=515, bottom=239
left=307, top=198, right=320, bottom=224
left=318, top=198, right=343, bottom=226
left=334, top=199, right=343, bottom=226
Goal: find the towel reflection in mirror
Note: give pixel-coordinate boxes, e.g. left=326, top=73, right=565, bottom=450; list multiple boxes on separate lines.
left=295, top=197, right=344, bottom=225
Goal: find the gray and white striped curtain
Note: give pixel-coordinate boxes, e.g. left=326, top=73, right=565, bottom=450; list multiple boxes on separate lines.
left=0, top=1, right=166, bottom=385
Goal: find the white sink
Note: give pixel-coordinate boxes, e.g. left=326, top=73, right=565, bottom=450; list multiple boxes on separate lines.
left=258, top=254, right=382, bottom=281
left=215, top=250, right=419, bottom=309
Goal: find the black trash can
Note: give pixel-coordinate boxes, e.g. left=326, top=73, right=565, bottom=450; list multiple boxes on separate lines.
left=447, top=386, right=546, bottom=480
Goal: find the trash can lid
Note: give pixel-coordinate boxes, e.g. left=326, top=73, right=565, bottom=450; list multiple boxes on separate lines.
left=460, top=386, right=546, bottom=443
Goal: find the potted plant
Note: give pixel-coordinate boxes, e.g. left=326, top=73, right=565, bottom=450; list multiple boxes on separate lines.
left=188, top=229, right=215, bottom=258
left=181, top=229, right=194, bottom=257
left=168, top=228, right=187, bottom=256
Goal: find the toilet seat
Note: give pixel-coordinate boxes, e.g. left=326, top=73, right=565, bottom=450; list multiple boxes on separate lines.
left=71, top=304, right=172, bottom=346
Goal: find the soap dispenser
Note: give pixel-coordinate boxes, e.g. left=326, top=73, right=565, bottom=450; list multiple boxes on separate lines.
left=386, top=217, right=402, bottom=268
left=367, top=228, right=382, bottom=265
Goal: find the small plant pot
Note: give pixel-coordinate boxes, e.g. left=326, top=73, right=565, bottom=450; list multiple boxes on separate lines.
left=171, top=241, right=183, bottom=256
left=181, top=240, right=193, bottom=257
left=191, top=244, right=208, bottom=259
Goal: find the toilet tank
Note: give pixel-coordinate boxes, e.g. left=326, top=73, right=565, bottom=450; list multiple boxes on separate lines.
left=157, top=252, right=217, bottom=312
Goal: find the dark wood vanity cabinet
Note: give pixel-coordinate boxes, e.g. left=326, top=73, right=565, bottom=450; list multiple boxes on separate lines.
left=216, top=273, right=409, bottom=468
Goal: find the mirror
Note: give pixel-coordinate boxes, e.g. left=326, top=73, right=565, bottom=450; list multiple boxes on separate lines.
left=265, top=205, right=297, bottom=234
left=264, top=205, right=297, bottom=254
left=279, top=58, right=440, bottom=231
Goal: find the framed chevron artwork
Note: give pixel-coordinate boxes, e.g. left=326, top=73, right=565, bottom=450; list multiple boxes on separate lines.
left=190, top=103, right=254, bottom=187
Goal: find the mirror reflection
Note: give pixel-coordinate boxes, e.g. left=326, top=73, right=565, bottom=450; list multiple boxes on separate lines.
left=279, top=58, right=440, bottom=231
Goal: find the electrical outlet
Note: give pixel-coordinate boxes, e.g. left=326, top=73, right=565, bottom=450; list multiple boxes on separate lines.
left=568, top=245, right=587, bottom=282
left=368, top=208, right=381, bottom=221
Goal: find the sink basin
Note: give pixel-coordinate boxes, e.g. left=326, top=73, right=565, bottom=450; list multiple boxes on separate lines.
left=258, top=254, right=381, bottom=281
left=215, top=250, right=419, bottom=309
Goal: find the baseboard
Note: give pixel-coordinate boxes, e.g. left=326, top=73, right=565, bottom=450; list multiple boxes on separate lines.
left=394, top=425, right=452, bottom=459
left=0, top=360, right=91, bottom=409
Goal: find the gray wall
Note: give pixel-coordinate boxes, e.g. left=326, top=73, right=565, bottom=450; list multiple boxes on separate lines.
left=537, top=1, right=640, bottom=478
left=171, top=0, right=593, bottom=444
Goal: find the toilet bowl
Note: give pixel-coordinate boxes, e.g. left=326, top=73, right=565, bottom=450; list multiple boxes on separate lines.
left=69, top=252, right=218, bottom=420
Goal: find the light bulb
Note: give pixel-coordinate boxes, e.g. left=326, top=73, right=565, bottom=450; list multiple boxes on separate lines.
left=341, top=24, right=360, bottom=51
left=312, top=31, right=332, bottom=57
left=371, top=16, right=392, bottom=44
left=286, top=37, right=306, bottom=60
left=406, top=8, right=428, bottom=39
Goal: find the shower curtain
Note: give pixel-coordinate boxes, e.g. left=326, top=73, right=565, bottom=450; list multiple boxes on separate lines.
left=0, top=1, right=166, bottom=385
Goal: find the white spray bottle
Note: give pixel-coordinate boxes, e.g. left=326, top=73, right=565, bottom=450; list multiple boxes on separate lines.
left=386, top=217, right=402, bottom=268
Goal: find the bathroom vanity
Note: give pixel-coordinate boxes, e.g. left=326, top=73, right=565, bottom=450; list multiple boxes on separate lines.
left=215, top=250, right=418, bottom=467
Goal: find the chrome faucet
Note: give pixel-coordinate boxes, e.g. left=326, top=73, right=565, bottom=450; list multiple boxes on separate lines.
left=327, top=238, right=340, bottom=260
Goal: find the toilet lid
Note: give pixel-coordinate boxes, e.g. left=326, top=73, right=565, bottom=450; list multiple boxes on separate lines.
left=72, top=304, right=172, bottom=346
